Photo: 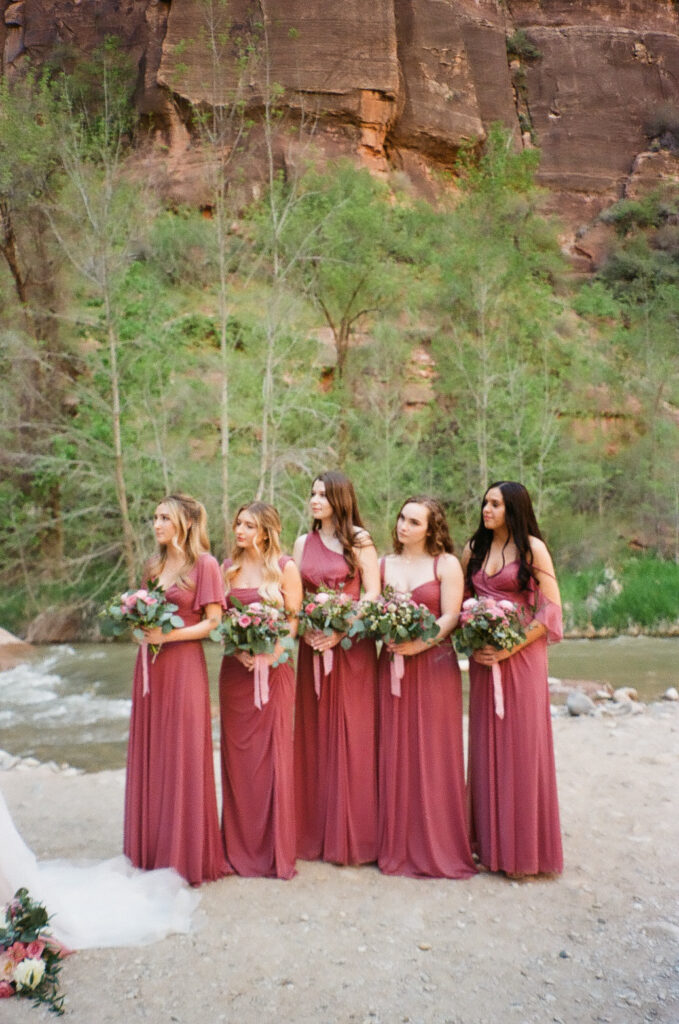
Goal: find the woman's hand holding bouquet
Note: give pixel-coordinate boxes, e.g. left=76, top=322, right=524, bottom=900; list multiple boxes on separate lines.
left=359, top=587, right=440, bottom=696
left=454, top=597, right=526, bottom=718
left=211, top=599, right=293, bottom=709
left=297, top=587, right=363, bottom=697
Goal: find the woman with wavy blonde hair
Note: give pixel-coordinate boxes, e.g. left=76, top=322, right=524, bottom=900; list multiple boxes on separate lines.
left=219, top=501, right=303, bottom=878
left=124, top=492, right=230, bottom=885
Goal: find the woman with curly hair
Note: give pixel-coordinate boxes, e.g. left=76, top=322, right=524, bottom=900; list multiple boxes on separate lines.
left=462, top=481, right=563, bottom=879
left=124, top=493, right=230, bottom=886
left=377, top=496, right=476, bottom=878
left=219, top=502, right=302, bottom=878
left=293, top=471, right=380, bottom=865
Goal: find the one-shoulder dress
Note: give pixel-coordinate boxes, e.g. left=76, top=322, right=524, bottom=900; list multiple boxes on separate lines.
left=124, top=552, right=231, bottom=886
left=467, top=561, right=563, bottom=876
left=377, top=560, right=476, bottom=878
left=218, top=558, right=296, bottom=879
left=294, top=530, right=378, bottom=864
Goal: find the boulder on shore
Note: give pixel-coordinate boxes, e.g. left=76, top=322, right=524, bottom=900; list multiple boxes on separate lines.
left=0, top=627, right=35, bottom=672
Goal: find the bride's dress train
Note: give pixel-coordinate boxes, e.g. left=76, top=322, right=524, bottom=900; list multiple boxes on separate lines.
left=0, top=789, right=199, bottom=949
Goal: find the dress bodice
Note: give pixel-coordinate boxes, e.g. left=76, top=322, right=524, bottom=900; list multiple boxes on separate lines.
left=380, top=556, right=441, bottom=617
left=151, top=553, right=225, bottom=628
left=223, top=556, right=291, bottom=609
left=300, top=531, right=361, bottom=599
left=471, top=560, right=563, bottom=643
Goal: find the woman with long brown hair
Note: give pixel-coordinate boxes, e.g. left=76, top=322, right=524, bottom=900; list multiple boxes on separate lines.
left=124, top=493, right=230, bottom=886
left=219, top=502, right=302, bottom=878
left=462, top=481, right=563, bottom=878
left=293, top=471, right=380, bottom=865
left=377, top=496, right=476, bottom=878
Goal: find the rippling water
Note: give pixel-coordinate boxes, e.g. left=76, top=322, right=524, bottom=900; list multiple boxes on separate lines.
left=1, top=638, right=677, bottom=772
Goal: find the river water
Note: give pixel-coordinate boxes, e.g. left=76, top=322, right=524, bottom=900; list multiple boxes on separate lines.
left=1, top=638, right=677, bottom=772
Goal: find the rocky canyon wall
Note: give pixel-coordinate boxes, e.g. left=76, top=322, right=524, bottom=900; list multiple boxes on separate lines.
left=3, top=0, right=679, bottom=246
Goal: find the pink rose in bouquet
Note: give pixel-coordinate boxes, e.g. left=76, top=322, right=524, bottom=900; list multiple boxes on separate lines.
left=0, top=888, right=65, bottom=1014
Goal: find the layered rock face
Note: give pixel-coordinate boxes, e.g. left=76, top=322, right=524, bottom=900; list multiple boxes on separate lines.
left=3, top=0, right=679, bottom=235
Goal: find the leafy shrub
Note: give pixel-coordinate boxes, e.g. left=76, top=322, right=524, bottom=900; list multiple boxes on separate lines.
left=506, top=30, right=542, bottom=62
left=645, top=102, right=679, bottom=151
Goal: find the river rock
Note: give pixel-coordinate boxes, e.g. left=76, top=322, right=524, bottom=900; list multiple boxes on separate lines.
left=25, top=603, right=99, bottom=643
left=550, top=678, right=613, bottom=700
left=0, top=627, right=35, bottom=671
left=613, top=687, right=639, bottom=703
left=661, top=687, right=679, bottom=701
left=566, top=690, right=597, bottom=717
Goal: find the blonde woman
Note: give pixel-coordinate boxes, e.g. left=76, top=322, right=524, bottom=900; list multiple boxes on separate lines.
left=219, top=502, right=303, bottom=878
left=124, top=493, right=230, bottom=886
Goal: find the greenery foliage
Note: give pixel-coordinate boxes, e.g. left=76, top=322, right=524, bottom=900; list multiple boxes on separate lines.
left=1, top=38, right=679, bottom=635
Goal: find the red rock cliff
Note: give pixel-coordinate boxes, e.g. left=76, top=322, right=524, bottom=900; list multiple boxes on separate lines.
left=3, top=0, right=679, bottom=235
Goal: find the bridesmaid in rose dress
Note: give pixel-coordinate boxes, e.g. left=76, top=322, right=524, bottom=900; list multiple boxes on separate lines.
left=462, top=481, right=563, bottom=879
left=124, top=493, right=230, bottom=886
left=293, top=471, right=380, bottom=865
left=219, top=502, right=302, bottom=879
left=378, top=496, right=476, bottom=879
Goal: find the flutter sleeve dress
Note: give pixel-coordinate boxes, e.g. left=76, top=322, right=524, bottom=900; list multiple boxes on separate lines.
left=124, top=552, right=231, bottom=886
left=467, top=562, right=563, bottom=876
left=377, top=558, right=476, bottom=878
left=294, top=530, right=378, bottom=865
left=218, top=557, right=296, bottom=879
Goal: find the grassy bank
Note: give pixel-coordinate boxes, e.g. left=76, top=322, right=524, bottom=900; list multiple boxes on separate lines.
left=560, top=555, right=679, bottom=634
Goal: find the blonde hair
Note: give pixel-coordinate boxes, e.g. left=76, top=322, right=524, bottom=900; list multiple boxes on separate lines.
left=148, top=492, right=210, bottom=588
left=224, top=502, right=284, bottom=604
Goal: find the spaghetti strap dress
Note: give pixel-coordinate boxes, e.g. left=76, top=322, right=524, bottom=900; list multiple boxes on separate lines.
left=294, top=530, right=378, bottom=864
left=124, top=552, right=231, bottom=886
left=377, top=558, right=476, bottom=878
left=218, top=557, right=296, bottom=879
left=467, top=561, right=563, bottom=875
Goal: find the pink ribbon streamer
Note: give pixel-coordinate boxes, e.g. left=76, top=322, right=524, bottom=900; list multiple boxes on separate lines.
left=313, top=648, right=334, bottom=700
left=491, top=662, right=505, bottom=719
left=390, top=652, right=405, bottom=697
left=141, top=641, right=150, bottom=697
left=253, top=654, right=270, bottom=710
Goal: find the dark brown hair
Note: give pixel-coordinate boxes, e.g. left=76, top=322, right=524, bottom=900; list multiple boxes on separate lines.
left=466, top=480, right=543, bottom=592
left=392, top=496, right=454, bottom=556
left=311, top=470, right=371, bottom=577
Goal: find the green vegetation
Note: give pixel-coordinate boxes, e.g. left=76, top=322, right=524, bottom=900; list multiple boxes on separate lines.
left=506, top=30, right=542, bottom=63
left=2, top=36, right=679, bottom=636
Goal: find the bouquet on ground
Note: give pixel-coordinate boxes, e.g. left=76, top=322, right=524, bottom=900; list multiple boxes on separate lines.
left=359, top=586, right=440, bottom=696
left=100, top=579, right=185, bottom=695
left=0, top=887, right=65, bottom=1015
left=211, top=598, right=294, bottom=709
left=297, top=587, right=363, bottom=697
left=454, top=596, right=526, bottom=718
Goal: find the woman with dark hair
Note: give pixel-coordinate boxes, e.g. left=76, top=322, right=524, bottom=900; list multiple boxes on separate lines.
left=124, top=493, right=231, bottom=886
left=219, top=502, right=302, bottom=879
left=293, top=471, right=380, bottom=864
left=377, top=497, right=476, bottom=878
left=462, top=481, right=563, bottom=879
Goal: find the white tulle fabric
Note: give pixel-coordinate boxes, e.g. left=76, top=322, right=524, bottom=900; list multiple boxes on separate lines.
left=0, top=789, right=199, bottom=949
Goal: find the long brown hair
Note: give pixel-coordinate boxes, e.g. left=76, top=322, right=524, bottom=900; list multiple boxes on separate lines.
left=311, top=470, right=371, bottom=577
left=224, top=501, right=284, bottom=603
left=392, top=496, right=455, bottom=556
left=147, top=492, right=210, bottom=587
left=466, top=481, right=544, bottom=592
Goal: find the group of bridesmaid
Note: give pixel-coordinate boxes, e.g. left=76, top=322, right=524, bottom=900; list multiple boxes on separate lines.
left=123, top=473, right=564, bottom=887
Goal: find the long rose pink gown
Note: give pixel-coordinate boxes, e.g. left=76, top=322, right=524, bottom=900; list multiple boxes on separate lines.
left=377, top=560, right=476, bottom=878
left=468, top=562, right=563, bottom=875
left=294, top=530, right=378, bottom=864
left=218, top=558, right=296, bottom=879
left=124, top=553, right=231, bottom=886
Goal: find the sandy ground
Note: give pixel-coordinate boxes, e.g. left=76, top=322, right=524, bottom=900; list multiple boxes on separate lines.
left=1, top=705, right=678, bottom=1024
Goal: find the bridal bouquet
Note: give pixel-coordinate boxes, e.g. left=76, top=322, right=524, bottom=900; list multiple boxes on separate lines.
left=211, top=599, right=293, bottom=709
left=0, top=888, right=65, bottom=1015
left=297, top=587, right=363, bottom=697
left=454, top=597, right=526, bottom=718
left=100, top=580, right=185, bottom=695
left=359, top=587, right=440, bottom=696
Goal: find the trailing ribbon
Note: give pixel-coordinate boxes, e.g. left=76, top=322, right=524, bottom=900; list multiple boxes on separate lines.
left=313, top=648, right=334, bottom=700
left=491, top=661, right=504, bottom=719
left=390, top=652, right=405, bottom=697
left=141, top=641, right=151, bottom=697
left=253, top=654, right=270, bottom=710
